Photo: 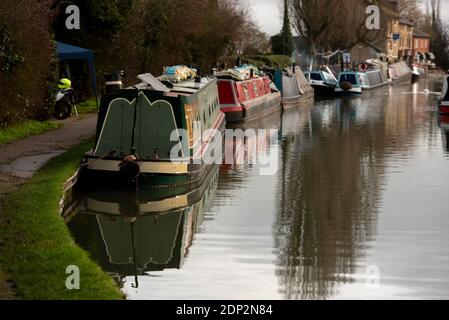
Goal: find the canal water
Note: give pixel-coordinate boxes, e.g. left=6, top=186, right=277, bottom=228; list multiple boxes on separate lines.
left=66, top=79, right=449, bottom=300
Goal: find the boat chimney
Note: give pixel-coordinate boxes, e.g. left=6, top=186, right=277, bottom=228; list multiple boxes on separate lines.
left=104, top=71, right=123, bottom=94
left=292, top=63, right=296, bottom=74
left=195, top=68, right=202, bottom=83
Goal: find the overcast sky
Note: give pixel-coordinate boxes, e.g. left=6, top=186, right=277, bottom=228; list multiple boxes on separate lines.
left=247, top=0, right=449, bottom=36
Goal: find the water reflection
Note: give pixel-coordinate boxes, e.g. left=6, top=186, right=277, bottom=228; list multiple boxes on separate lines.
left=274, top=81, right=444, bottom=299
left=67, top=167, right=219, bottom=288
left=276, top=97, right=384, bottom=299
left=66, top=80, right=449, bottom=299
left=439, top=115, right=449, bottom=153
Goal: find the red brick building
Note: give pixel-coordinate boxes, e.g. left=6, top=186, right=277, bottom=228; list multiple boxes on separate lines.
left=412, top=29, right=431, bottom=63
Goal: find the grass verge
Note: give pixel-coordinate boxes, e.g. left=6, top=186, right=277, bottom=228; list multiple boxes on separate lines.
left=0, top=270, right=16, bottom=300
left=0, top=139, right=123, bottom=300
left=0, top=120, right=61, bottom=145
left=243, top=55, right=292, bottom=69
left=77, top=99, right=98, bottom=114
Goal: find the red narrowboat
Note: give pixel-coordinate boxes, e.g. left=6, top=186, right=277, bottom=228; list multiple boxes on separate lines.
left=440, top=75, right=449, bottom=114
left=216, top=66, right=281, bottom=123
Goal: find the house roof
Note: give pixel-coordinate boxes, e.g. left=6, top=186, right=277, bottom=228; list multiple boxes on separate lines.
left=399, top=17, right=415, bottom=26
left=413, top=29, right=430, bottom=38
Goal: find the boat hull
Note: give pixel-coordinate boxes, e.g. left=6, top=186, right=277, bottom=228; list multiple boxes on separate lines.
left=392, top=73, right=412, bottom=84
left=361, top=80, right=391, bottom=91
left=221, top=92, right=282, bottom=123
left=439, top=103, right=449, bottom=115
left=83, top=108, right=226, bottom=188
left=282, top=91, right=314, bottom=110
left=80, top=161, right=217, bottom=190
left=312, top=84, right=336, bottom=97
left=334, top=87, right=362, bottom=96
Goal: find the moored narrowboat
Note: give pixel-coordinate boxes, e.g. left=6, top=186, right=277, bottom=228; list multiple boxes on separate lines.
left=81, top=68, right=226, bottom=188
left=412, top=65, right=427, bottom=83
left=439, top=75, right=449, bottom=114
left=263, top=66, right=314, bottom=109
left=335, top=69, right=390, bottom=95
left=389, top=61, right=413, bottom=84
left=216, top=65, right=281, bottom=123
left=304, top=68, right=337, bottom=97
left=335, top=71, right=362, bottom=95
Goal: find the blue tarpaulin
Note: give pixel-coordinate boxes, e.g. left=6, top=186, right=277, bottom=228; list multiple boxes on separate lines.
left=56, top=42, right=98, bottom=107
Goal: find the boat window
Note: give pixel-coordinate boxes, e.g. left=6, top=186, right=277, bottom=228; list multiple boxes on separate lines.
left=339, top=73, right=358, bottom=85
left=367, top=71, right=382, bottom=86
left=310, top=72, right=323, bottom=81
left=243, top=85, right=250, bottom=100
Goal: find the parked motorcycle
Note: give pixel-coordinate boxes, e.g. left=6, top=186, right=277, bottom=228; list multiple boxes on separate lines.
left=54, top=78, right=78, bottom=120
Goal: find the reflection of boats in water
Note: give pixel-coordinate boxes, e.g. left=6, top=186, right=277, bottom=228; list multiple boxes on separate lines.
left=67, top=166, right=219, bottom=287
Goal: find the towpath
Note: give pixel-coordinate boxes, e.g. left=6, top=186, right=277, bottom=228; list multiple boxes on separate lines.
left=0, top=113, right=97, bottom=299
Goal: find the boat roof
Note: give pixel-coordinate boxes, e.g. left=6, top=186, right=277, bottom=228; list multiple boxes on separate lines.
left=339, top=69, right=381, bottom=75
left=129, top=74, right=214, bottom=97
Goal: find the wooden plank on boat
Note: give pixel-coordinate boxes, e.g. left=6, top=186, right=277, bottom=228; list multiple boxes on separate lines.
left=138, top=73, right=171, bottom=92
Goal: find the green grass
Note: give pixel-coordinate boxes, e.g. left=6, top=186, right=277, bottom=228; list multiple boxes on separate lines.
left=77, top=98, right=98, bottom=114
left=0, top=270, right=16, bottom=300
left=243, top=54, right=293, bottom=69
left=0, top=140, right=123, bottom=300
left=0, top=120, right=61, bottom=145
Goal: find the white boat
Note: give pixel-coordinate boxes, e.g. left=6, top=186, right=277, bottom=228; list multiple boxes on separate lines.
left=389, top=61, right=412, bottom=84
left=412, top=65, right=427, bottom=82
left=335, top=69, right=390, bottom=95
left=304, top=67, right=338, bottom=97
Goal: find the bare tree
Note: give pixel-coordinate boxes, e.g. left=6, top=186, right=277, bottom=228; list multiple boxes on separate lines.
left=291, top=0, right=401, bottom=55
left=290, top=0, right=336, bottom=53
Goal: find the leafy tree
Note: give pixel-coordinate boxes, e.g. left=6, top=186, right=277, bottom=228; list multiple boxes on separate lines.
left=0, top=0, right=56, bottom=126
left=0, top=27, right=25, bottom=72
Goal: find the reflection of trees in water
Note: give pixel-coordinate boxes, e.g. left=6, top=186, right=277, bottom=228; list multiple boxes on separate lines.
left=275, top=93, right=422, bottom=300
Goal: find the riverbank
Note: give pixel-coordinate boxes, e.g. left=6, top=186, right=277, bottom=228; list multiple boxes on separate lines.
left=0, top=120, right=61, bottom=146
left=0, top=140, right=123, bottom=299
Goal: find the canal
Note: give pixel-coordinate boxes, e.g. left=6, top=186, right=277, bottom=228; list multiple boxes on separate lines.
left=66, top=79, right=449, bottom=299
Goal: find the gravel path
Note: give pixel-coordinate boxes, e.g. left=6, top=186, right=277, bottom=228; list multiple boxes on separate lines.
left=0, top=113, right=97, bottom=196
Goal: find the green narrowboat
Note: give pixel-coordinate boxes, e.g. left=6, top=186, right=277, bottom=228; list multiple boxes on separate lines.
left=81, top=71, right=226, bottom=188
